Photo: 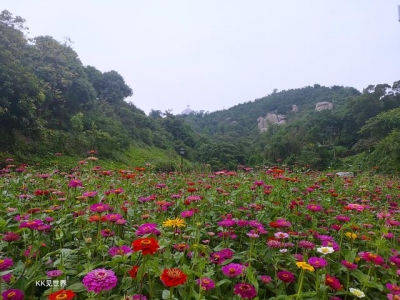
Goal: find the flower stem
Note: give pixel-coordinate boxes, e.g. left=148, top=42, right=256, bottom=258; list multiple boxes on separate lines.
left=296, top=270, right=305, bottom=300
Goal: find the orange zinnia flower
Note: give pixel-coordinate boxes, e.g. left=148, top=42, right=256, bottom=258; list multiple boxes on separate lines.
left=132, top=238, right=159, bottom=255
left=160, top=268, right=188, bottom=287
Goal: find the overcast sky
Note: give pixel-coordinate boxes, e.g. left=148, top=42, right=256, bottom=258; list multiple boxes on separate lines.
left=2, top=1, right=400, bottom=114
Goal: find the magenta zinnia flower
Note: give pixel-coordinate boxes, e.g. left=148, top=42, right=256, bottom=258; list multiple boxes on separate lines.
left=108, top=245, right=132, bottom=257
left=0, top=258, right=13, bottom=271
left=233, top=282, right=257, bottom=299
left=19, top=219, right=44, bottom=230
left=136, top=223, right=161, bottom=236
left=82, top=268, right=118, bottom=293
left=2, top=232, right=21, bottom=242
left=68, top=179, right=83, bottom=188
left=46, top=270, right=63, bottom=278
left=1, top=289, right=24, bottom=300
left=341, top=260, right=357, bottom=270
left=386, top=283, right=400, bottom=295
left=90, top=203, right=110, bottom=213
left=277, top=270, right=295, bottom=283
left=308, top=257, right=328, bottom=269
left=359, top=251, right=384, bottom=265
left=222, top=263, right=245, bottom=277
left=306, top=204, right=323, bottom=212
left=196, top=277, right=216, bottom=291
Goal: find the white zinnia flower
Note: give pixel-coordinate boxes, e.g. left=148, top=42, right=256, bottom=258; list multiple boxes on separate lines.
left=349, top=288, right=365, bottom=298
left=316, top=246, right=335, bottom=255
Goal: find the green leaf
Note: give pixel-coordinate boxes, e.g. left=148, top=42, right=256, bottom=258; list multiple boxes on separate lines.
left=67, top=282, right=87, bottom=293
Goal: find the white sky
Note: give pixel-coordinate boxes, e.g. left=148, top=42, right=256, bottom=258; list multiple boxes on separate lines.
left=2, top=1, right=400, bottom=114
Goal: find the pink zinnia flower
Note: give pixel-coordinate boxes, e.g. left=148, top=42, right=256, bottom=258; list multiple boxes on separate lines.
left=2, top=232, right=21, bottom=242
left=104, top=213, right=123, bottom=222
left=234, top=282, right=257, bottom=299
left=46, top=270, right=63, bottom=278
left=196, top=277, right=216, bottom=291
left=259, top=275, right=272, bottom=284
left=82, top=191, right=98, bottom=198
left=68, top=179, right=83, bottom=188
left=359, top=252, right=385, bottom=265
left=82, top=268, right=118, bottom=293
left=298, top=240, right=315, bottom=249
left=222, top=263, right=245, bottom=277
left=386, top=283, right=400, bottom=295
left=181, top=210, right=194, bottom=218
left=274, top=232, right=289, bottom=239
left=306, top=204, right=323, bottom=212
left=341, top=260, right=357, bottom=270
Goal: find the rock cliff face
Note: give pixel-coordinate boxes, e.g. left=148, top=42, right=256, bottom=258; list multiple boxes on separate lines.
left=257, top=113, right=286, bottom=133
left=315, top=102, right=333, bottom=111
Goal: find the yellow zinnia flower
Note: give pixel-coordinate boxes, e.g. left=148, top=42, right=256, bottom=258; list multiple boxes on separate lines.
left=162, top=217, right=186, bottom=228
left=296, top=262, right=315, bottom=272
left=345, top=232, right=357, bottom=239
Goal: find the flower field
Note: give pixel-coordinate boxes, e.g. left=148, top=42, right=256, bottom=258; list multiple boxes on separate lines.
left=0, top=158, right=399, bottom=300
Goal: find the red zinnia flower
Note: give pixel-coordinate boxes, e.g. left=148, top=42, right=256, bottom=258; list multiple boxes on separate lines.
left=48, top=289, right=76, bottom=300
left=128, top=266, right=139, bottom=279
left=160, top=268, right=188, bottom=287
left=132, top=238, right=159, bottom=255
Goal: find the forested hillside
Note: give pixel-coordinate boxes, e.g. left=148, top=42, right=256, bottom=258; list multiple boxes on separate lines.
left=2, top=10, right=400, bottom=173
left=184, top=83, right=400, bottom=172
left=0, top=10, right=201, bottom=169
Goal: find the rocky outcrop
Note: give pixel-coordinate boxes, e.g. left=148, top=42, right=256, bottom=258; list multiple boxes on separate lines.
left=257, top=113, right=286, bottom=133
left=292, top=104, right=299, bottom=113
left=315, top=102, right=333, bottom=111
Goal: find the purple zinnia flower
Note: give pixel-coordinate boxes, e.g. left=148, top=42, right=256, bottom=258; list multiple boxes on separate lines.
left=0, top=258, right=13, bottom=271
left=82, top=268, right=118, bottom=293
left=222, top=263, right=245, bottom=277
left=46, top=270, right=63, bottom=278
left=233, top=282, right=257, bottom=299
left=1, top=289, right=24, bottom=300
left=196, top=277, right=216, bottom=291
left=108, top=245, right=132, bottom=257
